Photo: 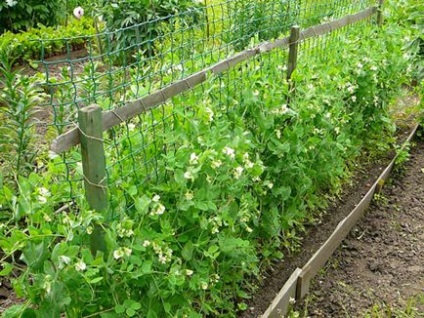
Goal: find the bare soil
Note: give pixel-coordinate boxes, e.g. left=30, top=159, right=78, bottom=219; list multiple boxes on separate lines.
left=298, top=137, right=424, bottom=317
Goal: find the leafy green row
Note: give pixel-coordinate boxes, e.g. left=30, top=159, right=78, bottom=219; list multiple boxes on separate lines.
left=0, top=18, right=95, bottom=66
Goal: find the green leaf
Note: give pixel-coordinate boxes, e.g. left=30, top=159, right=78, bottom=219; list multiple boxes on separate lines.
left=147, top=309, right=158, bottom=318
left=89, top=277, right=104, bottom=284
left=21, top=241, right=48, bottom=272
left=129, top=255, right=142, bottom=266
left=0, top=262, right=13, bottom=276
left=194, top=201, right=209, bottom=211
left=218, top=236, right=249, bottom=255
left=181, top=241, right=194, bottom=261
left=115, top=305, right=125, bottom=314
left=128, top=185, right=137, bottom=196
left=130, top=301, right=141, bottom=310
left=273, top=186, right=291, bottom=200
left=134, top=195, right=150, bottom=215
left=126, top=308, right=136, bottom=317
left=141, top=260, right=152, bottom=274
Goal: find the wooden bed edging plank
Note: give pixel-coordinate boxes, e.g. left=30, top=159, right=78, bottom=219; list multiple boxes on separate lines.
left=263, top=124, right=420, bottom=316
left=261, top=268, right=303, bottom=318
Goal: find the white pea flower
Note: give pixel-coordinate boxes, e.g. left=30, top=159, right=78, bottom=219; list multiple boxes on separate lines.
left=37, top=196, right=48, bottom=204
left=205, top=107, right=214, bottom=122
left=263, top=180, right=273, bottom=189
left=48, top=151, right=59, bottom=160
left=154, top=203, right=166, bottom=215
left=158, top=253, right=167, bottom=264
left=73, top=6, right=84, bottom=19
left=275, top=129, right=281, bottom=139
left=5, top=0, right=17, bottom=7
left=233, top=166, right=244, bottom=179
left=184, top=171, right=194, bottom=180
left=152, top=194, right=161, bottom=202
left=143, top=240, right=151, bottom=247
left=223, top=147, right=235, bottom=159
left=185, top=191, right=194, bottom=201
left=185, top=269, right=194, bottom=276
left=128, top=123, right=136, bottom=131
left=189, top=153, right=199, bottom=165
left=244, top=160, right=254, bottom=169
left=210, top=274, right=220, bottom=283
left=75, top=260, right=87, bottom=271
left=347, top=84, right=355, bottom=94
left=351, top=95, right=357, bottom=102
left=59, top=255, right=71, bottom=269
left=200, top=282, right=208, bottom=290
left=39, top=187, right=50, bottom=197
left=113, top=249, right=124, bottom=260
left=43, top=275, right=52, bottom=294
left=123, top=247, right=132, bottom=257
left=211, top=160, right=222, bottom=169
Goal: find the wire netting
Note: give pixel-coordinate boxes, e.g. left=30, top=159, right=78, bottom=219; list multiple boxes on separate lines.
left=37, top=0, right=378, bottom=213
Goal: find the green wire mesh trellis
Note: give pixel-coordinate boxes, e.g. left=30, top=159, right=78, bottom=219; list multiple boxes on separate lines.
left=36, top=0, right=377, bottom=215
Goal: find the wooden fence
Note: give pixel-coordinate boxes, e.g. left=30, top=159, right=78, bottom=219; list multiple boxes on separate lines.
left=50, top=3, right=382, bottom=261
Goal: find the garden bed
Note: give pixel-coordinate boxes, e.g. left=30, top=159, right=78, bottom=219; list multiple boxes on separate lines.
left=239, top=122, right=420, bottom=318
left=299, top=134, right=424, bottom=317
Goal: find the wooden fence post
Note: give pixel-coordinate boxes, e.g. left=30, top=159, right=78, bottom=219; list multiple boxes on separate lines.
left=287, top=25, right=300, bottom=103
left=377, top=0, right=384, bottom=26
left=78, top=105, right=108, bottom=255
left=287, top=25, right=300, bottom=81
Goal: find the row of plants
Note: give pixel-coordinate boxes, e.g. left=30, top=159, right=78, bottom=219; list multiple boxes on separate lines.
left=0, top=18, right=95, bottom=66
left=0, top=8, right=416, bottom=316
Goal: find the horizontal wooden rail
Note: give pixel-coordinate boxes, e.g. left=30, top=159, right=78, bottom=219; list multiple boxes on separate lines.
left=51, top=6, right=377, bottom=154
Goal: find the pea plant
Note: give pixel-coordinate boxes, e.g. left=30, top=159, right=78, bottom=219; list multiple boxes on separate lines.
left=0, top=15, right=412, bottom=318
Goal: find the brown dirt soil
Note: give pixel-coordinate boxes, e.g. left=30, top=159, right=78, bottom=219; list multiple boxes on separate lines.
left=296, top=137, right=424, bottom=317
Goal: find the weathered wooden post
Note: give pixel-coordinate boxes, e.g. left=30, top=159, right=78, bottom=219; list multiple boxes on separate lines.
left=377, top=0, right=384, bottom=26
left=78, top=105, right=108, bottom=255
left=287, top=25, right=300, bottom=102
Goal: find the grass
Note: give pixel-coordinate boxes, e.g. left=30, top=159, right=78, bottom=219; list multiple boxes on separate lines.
left=364, top=293, right=424, bottom=318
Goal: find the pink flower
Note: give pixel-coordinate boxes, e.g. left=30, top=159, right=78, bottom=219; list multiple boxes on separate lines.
left=73, top=6, right=84, bottom=20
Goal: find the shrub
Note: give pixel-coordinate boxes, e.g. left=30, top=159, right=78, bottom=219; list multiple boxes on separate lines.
left=0, top=1, right=65, bottom=33
left=97, top=0, right=204, bottom=61
left=0, top=17, right=95, bottom=66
